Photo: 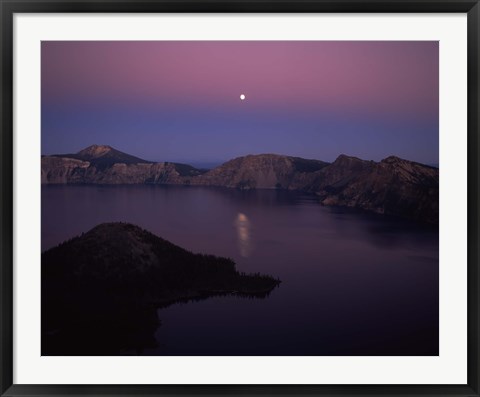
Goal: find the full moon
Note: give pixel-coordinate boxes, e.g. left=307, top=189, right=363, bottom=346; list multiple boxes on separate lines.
left=240, top=94, right=246, bottom=100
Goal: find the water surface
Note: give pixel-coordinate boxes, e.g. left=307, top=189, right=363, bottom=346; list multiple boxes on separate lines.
left=42, top=185, right=439, bottom=355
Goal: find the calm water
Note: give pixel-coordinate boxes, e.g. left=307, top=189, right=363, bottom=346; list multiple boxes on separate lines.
left=42, top=185, right=439, bottom=355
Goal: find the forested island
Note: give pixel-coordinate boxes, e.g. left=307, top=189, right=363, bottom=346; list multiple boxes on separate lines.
left=42, top=222, right=280, bottom=355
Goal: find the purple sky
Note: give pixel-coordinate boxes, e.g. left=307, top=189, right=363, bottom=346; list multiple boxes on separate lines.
left=41, top=41, right=438, bottom=166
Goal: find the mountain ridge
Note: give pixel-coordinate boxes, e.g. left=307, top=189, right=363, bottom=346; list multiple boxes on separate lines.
left=52, top=144, right=153, bottom=170
left=41, top=145, right=439, bottom=224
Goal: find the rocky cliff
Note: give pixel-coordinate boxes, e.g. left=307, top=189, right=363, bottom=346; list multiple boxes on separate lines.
left=41, top=145, right=439, bottom=224
left=308, top=155, right=439, bottom=224
left=42, top=145, right=204, bottom=184
left=191, top=154, right=329, bottom=189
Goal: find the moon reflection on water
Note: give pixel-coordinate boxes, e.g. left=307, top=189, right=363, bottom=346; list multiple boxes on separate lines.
left=234, top=212, right=252, bottom=257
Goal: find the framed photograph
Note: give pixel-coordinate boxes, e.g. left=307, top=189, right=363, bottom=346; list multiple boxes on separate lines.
left=1, top=0, right=479, bottom=396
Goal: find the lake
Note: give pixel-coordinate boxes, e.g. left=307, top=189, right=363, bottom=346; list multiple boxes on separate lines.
left=42, top=185, right=439, bottom=355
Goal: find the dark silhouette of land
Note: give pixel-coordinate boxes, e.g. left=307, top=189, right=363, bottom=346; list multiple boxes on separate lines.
left=42, top=222, right=280, bottom=355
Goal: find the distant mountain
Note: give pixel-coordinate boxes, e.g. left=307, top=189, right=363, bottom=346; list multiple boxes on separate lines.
left=52, top=144, right=152, bottom=170
left=194, top=154, right=329, bottom=189
left=306, top=155, right=439, bottom=224
left=42, top=222, right=280, bottom=355
left=42, top=145, right=206, bottom=183
left=41, top=145, right=439, bottom=224
left=188, top=161, right=223, bottom=170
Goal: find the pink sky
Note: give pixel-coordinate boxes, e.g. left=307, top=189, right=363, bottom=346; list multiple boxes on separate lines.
left=42, top=41, right=438, bottom=119
left=42, top=41, right=439, bottom=164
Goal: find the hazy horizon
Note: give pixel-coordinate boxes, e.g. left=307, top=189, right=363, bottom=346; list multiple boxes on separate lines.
left=42, top=41, right=439, bottom=165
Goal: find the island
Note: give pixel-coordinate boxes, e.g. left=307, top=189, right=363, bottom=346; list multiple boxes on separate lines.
left=42, top=222, right=280, bottom=355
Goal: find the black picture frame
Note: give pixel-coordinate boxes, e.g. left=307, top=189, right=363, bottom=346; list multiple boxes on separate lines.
left=1, top=1, right=479, bottom=396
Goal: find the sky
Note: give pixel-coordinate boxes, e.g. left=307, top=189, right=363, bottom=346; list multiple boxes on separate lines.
left=41, top=41, right=439, bottom=166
